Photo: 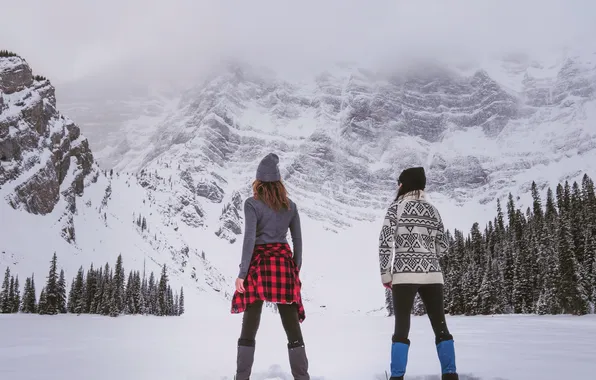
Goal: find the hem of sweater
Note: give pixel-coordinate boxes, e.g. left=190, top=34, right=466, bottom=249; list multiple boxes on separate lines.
left=392, top=272, right=444, bottom=284
left=254, top=239, right=290, bottom=246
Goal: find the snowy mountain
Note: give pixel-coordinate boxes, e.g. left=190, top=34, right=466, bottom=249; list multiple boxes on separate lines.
left=61, top=51, right=596, bottom=234
left=0, top=54, right=232, bottom=314
left=3, top=49, right=596, bottom=316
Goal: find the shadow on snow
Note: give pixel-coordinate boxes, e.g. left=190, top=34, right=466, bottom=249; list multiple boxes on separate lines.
left=221, top=366, right=507, bottom=380
left=373, top=373, right=509, bottom=380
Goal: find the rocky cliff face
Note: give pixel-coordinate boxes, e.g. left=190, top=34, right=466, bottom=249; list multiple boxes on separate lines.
left=215, top=191, right=244, bottom=243
left=52, top=51, right=596, bottom=242
left=0, top=55, right=96, bottom=241
left=74, top=53, right=594, bottom=233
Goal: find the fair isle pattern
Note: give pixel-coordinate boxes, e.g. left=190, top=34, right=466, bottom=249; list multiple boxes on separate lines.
left=378, top=191, right=449, bottom=285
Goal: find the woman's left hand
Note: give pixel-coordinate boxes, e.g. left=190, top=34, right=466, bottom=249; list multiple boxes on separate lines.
left=235, top=278, right=246, bottom=293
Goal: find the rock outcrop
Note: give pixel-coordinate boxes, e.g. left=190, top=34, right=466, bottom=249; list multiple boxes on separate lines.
left=0, top=54, right=96, bottom=236
left=215, top=191, right=244, bottom=243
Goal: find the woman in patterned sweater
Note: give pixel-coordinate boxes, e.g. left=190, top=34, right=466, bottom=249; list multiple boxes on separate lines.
left=231, top=153, right=309, bottom=380
left=378, top=167, right=459, bottom=380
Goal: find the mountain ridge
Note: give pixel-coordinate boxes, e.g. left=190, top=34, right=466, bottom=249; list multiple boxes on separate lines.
left=59, top=53, right=596, bottom=232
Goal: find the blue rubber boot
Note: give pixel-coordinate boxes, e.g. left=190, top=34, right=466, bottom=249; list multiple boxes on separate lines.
left=389, top=342, right=409, bottom=379
left=436, top=339, right=457, bottom=378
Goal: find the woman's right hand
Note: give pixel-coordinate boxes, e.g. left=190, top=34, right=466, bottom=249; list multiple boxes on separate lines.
left=235, top=278, right=245, bottom=293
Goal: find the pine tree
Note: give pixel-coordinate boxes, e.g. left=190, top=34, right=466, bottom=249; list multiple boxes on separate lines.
left=468, top=222, right=485, bottom=314
left=77, top=276, right=87, bottom=315
left=439, top=231, right=453, bottom=312
left=447, top=230, right=466, bottom=314
left=500, top=198, right=515, bottom=309
left=537, top=199, right=562, bottom=315
left=44, top=253, right=59, bottom=315
left=30, top=274, right=37, bottom=313
left=57, top=269, right=67, bottom=313
left=71, top=267, right=85, bottom=314
left=140, top=272, right=148, bottom=315
left=479, top=223, right=501, bottom=314
left=13, top=276, right=21, bottom=313
left=101, top=266, right=113, bottom=315
left=125, top=271, right=134, bottom=314
left=167, top=285, right=174, bottom=315
left=67, top=280, right=76, bottom=313
left=111, top=255, right=125, bottom=316
left=133, top=271, right=142, bottom=314
left=20, top=277, right=31, bottom=312
left=158, top=265, right=168, bottom=316
left=179, top=287, right=184, bottom=315
left=571, top=182, right=591, bottom=305
left=493, top=200, right=509, bottom=313
left=93, top=266, right=104, bottom=314
left=38, top=288, right=48, bottom=315
left=85, top=264, right=97, bottom=314
left=8, top=276, right=15, bottom=313
left=1, top=267, right=10, bottom=313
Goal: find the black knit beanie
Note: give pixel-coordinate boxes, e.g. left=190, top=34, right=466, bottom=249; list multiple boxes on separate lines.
left=398, top=167, right=426, bottom=193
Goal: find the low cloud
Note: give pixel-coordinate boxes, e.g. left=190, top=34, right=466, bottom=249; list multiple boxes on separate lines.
left=1, top=0, right=594, bottom=84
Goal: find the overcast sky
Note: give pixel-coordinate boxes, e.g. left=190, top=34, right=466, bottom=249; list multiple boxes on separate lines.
left=1, top=0, right=595, bottom=85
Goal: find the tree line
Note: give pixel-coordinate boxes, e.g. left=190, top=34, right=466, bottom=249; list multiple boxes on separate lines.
left=0, top=50, right=19, bottom=57
left=386, top=173, right=596, bottom=316
left=1, top=253, right=184, bottom=317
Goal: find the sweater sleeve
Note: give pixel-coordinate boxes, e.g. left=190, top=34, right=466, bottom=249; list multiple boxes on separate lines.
left=379, top=201, right=399, bottom=284
left=435, top=214, right=449, bottom=257
left=289, top=203, right=303, bottom=270
left=238, top=199, right=257, bottom=279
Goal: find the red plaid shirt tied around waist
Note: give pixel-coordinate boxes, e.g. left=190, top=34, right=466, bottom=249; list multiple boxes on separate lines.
left=231, top=243, right=305, bottom=322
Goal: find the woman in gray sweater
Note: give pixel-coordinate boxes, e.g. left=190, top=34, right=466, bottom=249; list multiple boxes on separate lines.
left=231, top=153, right=309, bottom=380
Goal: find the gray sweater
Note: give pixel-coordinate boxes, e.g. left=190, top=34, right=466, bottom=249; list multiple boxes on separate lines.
left=238, top=197, right=303, bottom=279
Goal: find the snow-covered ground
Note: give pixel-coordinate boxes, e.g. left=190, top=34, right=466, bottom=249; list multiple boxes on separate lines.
left=1, top=313, right=594, bottom=380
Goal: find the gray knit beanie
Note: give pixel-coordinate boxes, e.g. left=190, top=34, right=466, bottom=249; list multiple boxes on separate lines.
left=256, top=153, right=281, bottom=182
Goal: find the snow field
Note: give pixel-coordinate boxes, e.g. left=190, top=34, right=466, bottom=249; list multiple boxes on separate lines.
left=0, top=313, right=595, bottom=380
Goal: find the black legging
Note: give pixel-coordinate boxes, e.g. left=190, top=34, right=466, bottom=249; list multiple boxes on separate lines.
left=392, top=284, right=453, bottom=345
left=238, top=301, right=304, bottom=348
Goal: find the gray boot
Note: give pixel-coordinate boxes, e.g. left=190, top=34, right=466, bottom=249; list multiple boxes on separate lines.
left=236, top=345, right=255, bottom=380
left=288, top=344, right=310, bottom=380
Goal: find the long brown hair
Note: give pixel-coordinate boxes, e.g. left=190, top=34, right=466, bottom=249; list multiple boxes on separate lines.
left=252, top=179, right=291, bottom=211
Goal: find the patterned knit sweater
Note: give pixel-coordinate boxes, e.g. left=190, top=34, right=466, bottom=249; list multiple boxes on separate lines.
left=378, top=191, right=449, bottom=285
